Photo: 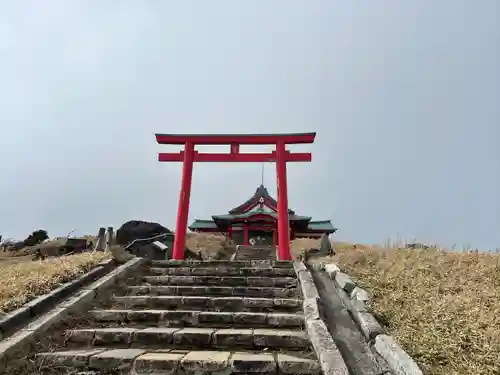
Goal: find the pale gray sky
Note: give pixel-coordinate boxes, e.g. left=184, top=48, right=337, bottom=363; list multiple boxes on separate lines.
left=0, top=1, right=499, bottom=250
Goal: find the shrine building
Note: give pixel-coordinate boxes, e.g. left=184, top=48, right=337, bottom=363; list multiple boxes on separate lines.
left=189, top=184, right=336, bottom=246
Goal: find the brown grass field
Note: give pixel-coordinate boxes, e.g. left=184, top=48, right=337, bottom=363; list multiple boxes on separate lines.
left=299, top=238, right=500, bottom=375
left=0, top=251, right=108, bottom=314
left=185, top=231, right=235, bottom=258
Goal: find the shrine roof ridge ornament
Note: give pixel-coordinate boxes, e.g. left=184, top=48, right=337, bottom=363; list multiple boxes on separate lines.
left=155, top=132, right=316, bottom=145
left=228, top=184, right=295, bottom=215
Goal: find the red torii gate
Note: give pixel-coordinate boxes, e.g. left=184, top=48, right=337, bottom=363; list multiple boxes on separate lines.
left=155, top=132, right=316, bottom=261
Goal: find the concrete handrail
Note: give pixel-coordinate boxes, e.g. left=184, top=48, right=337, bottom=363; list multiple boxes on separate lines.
left=124, top=232, right=174, bottom=251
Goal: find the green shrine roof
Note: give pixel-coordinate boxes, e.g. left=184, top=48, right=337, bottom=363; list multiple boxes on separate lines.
left=229, top=184, right=295, bottom=215
left=187, top=184, right=336, bottom=234
left=212, top=209, right=311, bottom=222
left=307, top=221, right=337, bottom=232
left=189, top=220, right=219, bottom=230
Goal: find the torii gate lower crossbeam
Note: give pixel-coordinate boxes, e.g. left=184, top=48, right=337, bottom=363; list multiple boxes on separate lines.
left=155, top=133, right=316, bottom=261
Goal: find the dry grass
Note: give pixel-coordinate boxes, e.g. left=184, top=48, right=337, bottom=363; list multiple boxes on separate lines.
left=186, top=232, right=236, bottom=259
left=306, top=240, right=500, bottom=375
left=290, top=238, right=319, bottom=258
left=0, top=251, right=109, bottom=314
left=4, top=236, right=98, bottom=258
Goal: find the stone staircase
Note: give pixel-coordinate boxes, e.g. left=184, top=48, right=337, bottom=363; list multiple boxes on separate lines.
left=37, top=259, right=320, bottom=374
left=233, top=245, right=277, bottom=261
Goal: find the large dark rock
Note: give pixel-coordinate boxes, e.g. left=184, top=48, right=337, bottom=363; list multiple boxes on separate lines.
left=116, top=220, right=172, bottom=246
left=116, top=220, right=202, bottom=260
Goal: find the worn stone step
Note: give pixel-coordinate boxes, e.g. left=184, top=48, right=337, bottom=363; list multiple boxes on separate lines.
left=89, top=309, right=304, bottom=328
left=112, top=295, right=302, bottom=312
left=37, top=349, right=320, bottom=374
left=126, top=285, right=299, bottom=298
left=65, top=327, right=310, bottom=349
left=235, top=258, right=276, bottom=262
left=151, top=259, right=293, bottom=268
left=142, top=275, right=298, bottom=288
left=148, top=266, right=294, bottom=277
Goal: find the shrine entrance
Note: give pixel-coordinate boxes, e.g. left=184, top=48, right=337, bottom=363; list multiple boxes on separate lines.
left=248, top=230, right=274, bottom=246
left=155, top=133, right=316, bottom=261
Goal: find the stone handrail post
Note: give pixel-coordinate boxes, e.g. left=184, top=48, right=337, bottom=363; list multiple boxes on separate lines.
left=94, top=227, right=106, bottom=251
left=105, top=227, right=114, bottom=253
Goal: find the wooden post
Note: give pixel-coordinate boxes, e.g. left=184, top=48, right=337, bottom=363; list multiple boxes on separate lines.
left=172, top=142, right=195, bottom=260
left=94, top=227, right=106, bottom=251
left=276, top=140, right=291, bottom=260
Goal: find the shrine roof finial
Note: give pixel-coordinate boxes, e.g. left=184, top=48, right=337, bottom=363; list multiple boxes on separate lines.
left=228, top=184, right=295, bottom=215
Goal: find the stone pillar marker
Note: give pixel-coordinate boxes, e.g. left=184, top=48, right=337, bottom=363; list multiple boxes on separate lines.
left=94, top=227, right=106, bottom=251
left=320, top=233, right=334, bottom=256
left=105, top=227, right=114, bottom=253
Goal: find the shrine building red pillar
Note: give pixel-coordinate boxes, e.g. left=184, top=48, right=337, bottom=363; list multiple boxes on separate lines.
left=243, top=224, right=249, bottom=245
left=172, top=142, right=195, bottom=260
left=276, top=140, right=291, bottom=260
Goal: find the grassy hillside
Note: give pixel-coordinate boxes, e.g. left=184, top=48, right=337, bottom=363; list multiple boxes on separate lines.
left=0, top=252, right=109, bottom=314
left=307, top=240, right=500, bottom=375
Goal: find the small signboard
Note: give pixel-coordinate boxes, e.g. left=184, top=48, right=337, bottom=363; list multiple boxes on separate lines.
left=152, top=241, right=168, bottom=251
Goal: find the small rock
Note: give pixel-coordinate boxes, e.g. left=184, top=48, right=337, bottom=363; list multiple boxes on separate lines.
left=373, top=335, right=423, bottom=375
left=351, top=286, right=371, bottom=303
left=324, top=263, right=340, bottom=278
left=335, top=272, right=356, bottom=294
left=351, top=311, right=384, bottom=341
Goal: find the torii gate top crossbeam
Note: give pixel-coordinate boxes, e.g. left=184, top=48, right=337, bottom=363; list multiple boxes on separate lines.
left=155, top=132, right=316, bottom=145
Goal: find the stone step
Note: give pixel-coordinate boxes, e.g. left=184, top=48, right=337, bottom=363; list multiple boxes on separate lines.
left=235, top=249, right=274, bottom=253
left=151, top=259, right=293, bottom=268
left=233, top=257, right=277, bottom=261
left=234, top=253, right=276, bottom=257
left=126, top=285, right=299, bottom=298
left=112, top=296, right=301, bottom=312
left=89, top=309, right=304, bottom=328
left=148, top=266, right=294, bottom=277
left=37, top=349, right=320, bottom=375
left=65, top=327, right=310, bottom=350
left=142, top=275, right=298, bottom=288
left=234, top=257, right=276, bottom=261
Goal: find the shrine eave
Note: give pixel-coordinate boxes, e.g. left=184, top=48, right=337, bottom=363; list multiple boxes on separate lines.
left=188, top=218, right=336, bottom=233
left=212, top=212, right=312, bottom=222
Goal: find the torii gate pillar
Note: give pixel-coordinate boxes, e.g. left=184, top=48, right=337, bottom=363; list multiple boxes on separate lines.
left=155, top=133, right=316, bottom=261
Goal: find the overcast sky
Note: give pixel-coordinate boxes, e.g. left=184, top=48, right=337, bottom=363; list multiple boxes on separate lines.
left=0, top=1, right=499, bottom=250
